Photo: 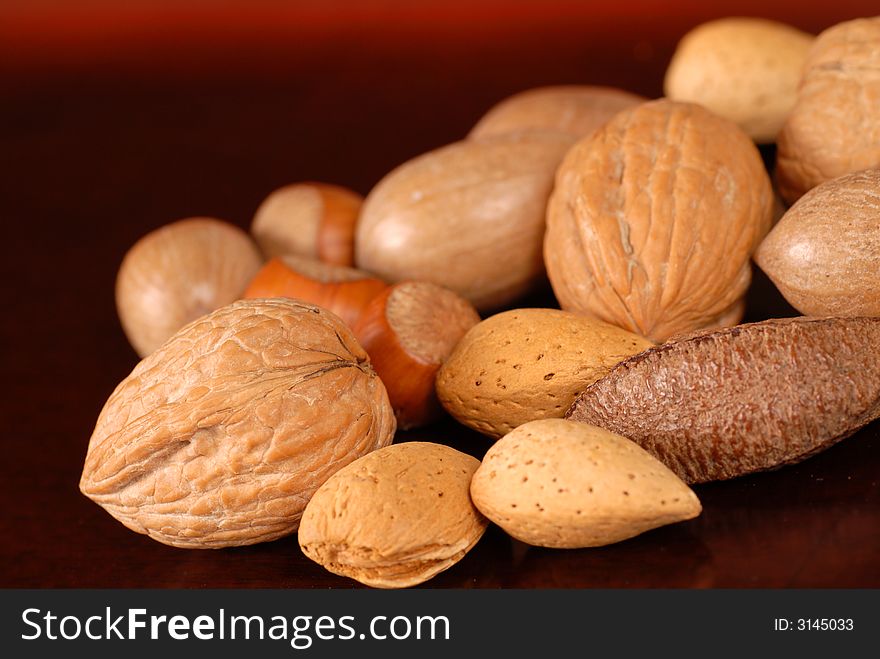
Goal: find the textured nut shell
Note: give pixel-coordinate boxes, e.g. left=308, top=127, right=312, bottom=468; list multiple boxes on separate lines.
left=468, top=85, right=646, bottom=141
left=356, top=133, right=572, bottom=311
left=755, top=169, right=880, bottom=316
left=298, top=442, right=487, bottom=588
left=567, top=316, right=880, bottom=483
left=436, top=308, right=652, bottom=438
left=470, top=419, right=701, bottom=548
left=80, top=298, right=396, bottom=548
left=664, top=18, right=813, bottom=142
left=544, top=99, right=774, bottom=342
left=116, top=217, right=263, bottom=357
left=776, top=17, right=880, bottom=204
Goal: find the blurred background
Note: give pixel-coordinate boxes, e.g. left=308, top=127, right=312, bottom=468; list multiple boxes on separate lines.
left=3, top=1, right=874, bottom=270
left=2, top=0, right=878, bottom=587
left=2, top=0, right=873, bottom=212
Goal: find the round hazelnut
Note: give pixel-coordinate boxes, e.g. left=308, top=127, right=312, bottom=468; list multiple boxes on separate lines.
left=116, top=217, right=263, bottom=357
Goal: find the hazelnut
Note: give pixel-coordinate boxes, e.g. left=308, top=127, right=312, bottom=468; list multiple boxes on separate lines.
left=251, top=182, right=363, bottom=266
left=115, top=217, right=263, bottom=358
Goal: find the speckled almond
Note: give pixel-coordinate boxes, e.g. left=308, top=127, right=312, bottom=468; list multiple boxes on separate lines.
left=544, top=99, right=774, bottom=342
left=755, top=169, right=880, bottom=316
left=298, top=442, right=487, bottom=588
left=80, top=298, right=396, bottom=548
left=567, top=316, right=880, bottom=483
left=436, top=308, right=652, bottom=438
left=776, top=17, right=880, bottom=203
left=470, top=419, right=701, bottom=548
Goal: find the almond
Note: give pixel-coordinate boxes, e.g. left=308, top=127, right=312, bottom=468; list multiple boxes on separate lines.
left=436, top=308, right=652, bottom=438
left=298, top=442, right=487, bottom=588
left=470, top=419, right=701, bottom=548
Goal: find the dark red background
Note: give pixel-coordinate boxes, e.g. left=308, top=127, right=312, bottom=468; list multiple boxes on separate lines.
left=1, top=0, right=878, bottom=587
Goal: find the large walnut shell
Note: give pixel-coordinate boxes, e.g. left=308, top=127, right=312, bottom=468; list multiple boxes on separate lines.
left=80, top=298, right=396, bottom=548
left=567, top=316, right=880, bottom=483
left=544, top=99, right=774, bottom=342
left=755, top=168, right=880, bottom=316
left=776, top=17, right=880, bottom=204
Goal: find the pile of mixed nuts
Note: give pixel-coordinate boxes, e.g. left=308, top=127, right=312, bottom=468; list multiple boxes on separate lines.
left=80, top=16, right=880, bottom=588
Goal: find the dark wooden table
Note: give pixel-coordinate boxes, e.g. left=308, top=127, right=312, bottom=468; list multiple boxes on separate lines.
left=2, top=1, right=878, bottom=588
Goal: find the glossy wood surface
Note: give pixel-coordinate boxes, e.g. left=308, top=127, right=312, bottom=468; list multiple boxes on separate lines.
left=1, top=1, right=878, bottom=588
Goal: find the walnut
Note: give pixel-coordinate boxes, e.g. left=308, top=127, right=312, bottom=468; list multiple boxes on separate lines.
left=80, top=298, right=396, bottom=548
left=544, top=99, right=774, bottom=342
left=776, top=17, right=880, bottom=203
